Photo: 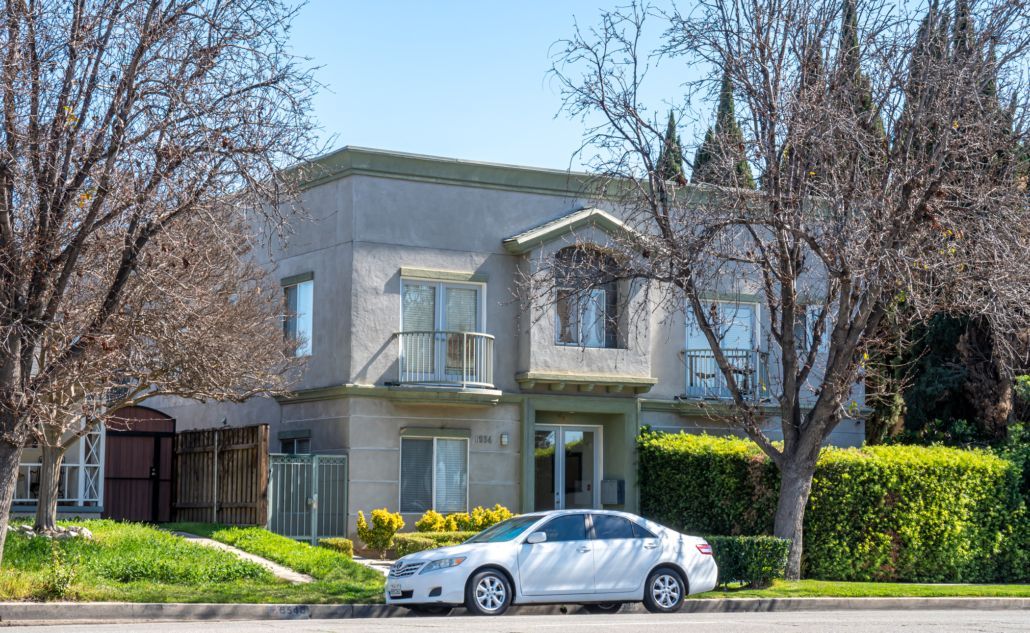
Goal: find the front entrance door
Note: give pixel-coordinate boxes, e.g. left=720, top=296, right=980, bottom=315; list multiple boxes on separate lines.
left=533, top=425, right=601, bottom=511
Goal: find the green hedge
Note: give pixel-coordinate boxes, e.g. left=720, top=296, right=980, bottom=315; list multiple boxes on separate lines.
left=706, top=535, right=789, bottom=587
left=639, top=431, right=1029, bottom=582
left=393, top=531, right=476, bottom=557
left=319, top=538, right=354, bottom=558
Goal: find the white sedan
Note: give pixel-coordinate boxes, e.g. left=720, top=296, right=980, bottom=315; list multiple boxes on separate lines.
left=384, top=509, right=717, bottom=616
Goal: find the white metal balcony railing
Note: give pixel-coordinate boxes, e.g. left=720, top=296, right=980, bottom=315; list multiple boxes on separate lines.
left=13, top=463, right=101, bottom=506
left=397, top=330, right=495, bottom=389
left=685, top=348, right=769, bottom=401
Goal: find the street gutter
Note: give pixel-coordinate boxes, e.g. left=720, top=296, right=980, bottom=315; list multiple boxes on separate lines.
left=1, top=597, right=1027, bottom=625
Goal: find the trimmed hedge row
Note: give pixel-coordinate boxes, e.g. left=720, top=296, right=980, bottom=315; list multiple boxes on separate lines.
left=706, top=535, right=789, bottom=587
left=393, top=531, right=477, bottom=557
left=639, top=431, right=1029, bottom=582
left=319, top=538, right=354, bottom=558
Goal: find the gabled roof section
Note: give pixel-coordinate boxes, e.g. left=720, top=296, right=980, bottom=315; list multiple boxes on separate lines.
left=502, top=207, right=635, bottom=255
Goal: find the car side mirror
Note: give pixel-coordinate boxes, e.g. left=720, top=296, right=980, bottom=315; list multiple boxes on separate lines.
left=526, top=531, right=547, bottom=545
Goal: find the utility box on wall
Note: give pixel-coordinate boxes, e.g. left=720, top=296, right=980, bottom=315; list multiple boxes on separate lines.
left=601, top=479, right=625, bottom=506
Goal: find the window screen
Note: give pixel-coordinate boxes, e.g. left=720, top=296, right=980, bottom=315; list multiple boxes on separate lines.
left=284, top=279, right=314, bottom=356
left=434, top=438, right=468, bottom=513
left=400, top=438, right=433, bottom=512
left=400, top=436, right=468, bottom=514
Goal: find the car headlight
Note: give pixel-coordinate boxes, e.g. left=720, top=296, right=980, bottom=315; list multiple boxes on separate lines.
left=419, top=556, right=466, bottom=574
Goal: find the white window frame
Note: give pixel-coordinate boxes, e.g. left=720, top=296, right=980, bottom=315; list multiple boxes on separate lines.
left=398, top=436, right=470, bottom=514
left=685, top=300, right=760, bottom=352
left=283, top=278, right=314, bottom=357
left=555, top=287, right=610, bottom=348
left=399, top=278, right=486, bottom=334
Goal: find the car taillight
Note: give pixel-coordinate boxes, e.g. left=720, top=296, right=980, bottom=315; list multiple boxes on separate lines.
left=696, top=543, right=713, bottom=555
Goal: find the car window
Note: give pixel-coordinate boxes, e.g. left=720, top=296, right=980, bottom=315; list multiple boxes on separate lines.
left=591, top=514, right=636, bottom=539
left=539, top=514, right=587, bottom=542
left=632, top=521, right=657, bottom=539
left=466, top=516, right=541, bottom=544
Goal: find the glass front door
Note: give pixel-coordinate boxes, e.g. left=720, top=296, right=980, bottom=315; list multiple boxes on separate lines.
left=533, top=425, right=601, bottom=511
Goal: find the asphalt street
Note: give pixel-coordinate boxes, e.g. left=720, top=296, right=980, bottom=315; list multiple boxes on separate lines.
left=9, top=610, right=1029, bottom=632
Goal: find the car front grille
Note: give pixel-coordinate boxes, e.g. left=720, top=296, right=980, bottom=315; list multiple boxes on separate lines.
left=389, top=561, right=424, bottom=578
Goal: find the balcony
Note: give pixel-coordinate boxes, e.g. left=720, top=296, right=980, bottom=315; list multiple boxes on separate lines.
left=684, top=348, right=769, bottom=401
left=397, top=331, right=495, bottom=389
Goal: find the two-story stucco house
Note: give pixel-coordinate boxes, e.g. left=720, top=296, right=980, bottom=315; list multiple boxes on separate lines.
left=148, top=146, right=865, bottom=536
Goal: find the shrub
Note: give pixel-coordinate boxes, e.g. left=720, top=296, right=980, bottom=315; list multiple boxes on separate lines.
left=356, top=509, right=405, bottom=558
left=418, top=505, right=513, bottom=533
left=415, top=510, right=446, bottom=533
left=393, top=531, right=477, bottom=556
left=706, top=535, right=789, bottom=588
left=393, top=534, right=437, bottom=557
left=638, top=430, right=1027, bottom=583
left=319, top=538, right=354, bottom=558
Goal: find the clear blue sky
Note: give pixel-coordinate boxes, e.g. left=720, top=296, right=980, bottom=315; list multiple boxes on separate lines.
left=288, top=1, right=706, bottom=171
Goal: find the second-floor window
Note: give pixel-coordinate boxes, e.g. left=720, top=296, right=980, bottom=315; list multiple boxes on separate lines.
left=284, top=278, right=314, bottom=357
left=554, top=247, right=619, bottom=348
left=400, top=279, right=488, bottom=385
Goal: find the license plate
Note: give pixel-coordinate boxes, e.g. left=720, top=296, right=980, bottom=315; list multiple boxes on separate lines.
left=388, top=583, right=403, bottom=598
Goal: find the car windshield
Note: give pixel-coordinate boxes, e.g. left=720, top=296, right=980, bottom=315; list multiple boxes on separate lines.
left=465, top=515, right=541, bottom=544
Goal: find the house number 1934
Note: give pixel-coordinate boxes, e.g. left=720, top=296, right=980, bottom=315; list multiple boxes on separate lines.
left=475, top=434, right=492, bottom=445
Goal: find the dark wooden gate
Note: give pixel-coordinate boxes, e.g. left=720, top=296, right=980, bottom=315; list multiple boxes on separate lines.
left=173, top=424, right=269, bottom=525
left=102, top=406, right=176, bottom=523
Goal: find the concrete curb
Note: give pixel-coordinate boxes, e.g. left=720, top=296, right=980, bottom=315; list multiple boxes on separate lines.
left=0, top=597, right=1027, bottom=624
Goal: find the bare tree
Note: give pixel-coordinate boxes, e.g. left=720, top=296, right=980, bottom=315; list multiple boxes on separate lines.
left=548, top=0, right=1030, bottom=578
left=30, top=207, right=301, bottom=533
left=0, top=0, right=316, bottom=563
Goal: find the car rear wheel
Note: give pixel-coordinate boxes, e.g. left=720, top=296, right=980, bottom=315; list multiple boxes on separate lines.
left=408, top=605, right=453, bottom=616
left=583, top=602, right=623, bottom=614
left=643, top=567, right=686, bottom=613
left=465, top=569, right=512, bottom=616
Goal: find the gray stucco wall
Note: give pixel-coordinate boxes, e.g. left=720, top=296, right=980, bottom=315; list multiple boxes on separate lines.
left=145, top=148, right=867, bottom=534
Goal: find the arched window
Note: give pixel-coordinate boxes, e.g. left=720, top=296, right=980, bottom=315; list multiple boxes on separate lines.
left=554, top=246, right=619, bottom=348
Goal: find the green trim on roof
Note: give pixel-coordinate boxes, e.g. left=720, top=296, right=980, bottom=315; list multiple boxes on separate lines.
left=502, top=207, right=637, bottom=255
left=294, top=146, right=604, bottom=197
left=280, top=271, right=314, bottom=287
left=400, top=267, right=488, bottom=283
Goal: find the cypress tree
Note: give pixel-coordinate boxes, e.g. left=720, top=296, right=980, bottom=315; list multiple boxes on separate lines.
left=691, top=70, right=756, bottom=189
left=656, top=111, right=687, bottom=184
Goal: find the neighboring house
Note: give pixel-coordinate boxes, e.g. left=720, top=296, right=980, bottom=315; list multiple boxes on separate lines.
left=144, top=147, right=865, bottom=534
left=12, top=406, right=176, bottom=523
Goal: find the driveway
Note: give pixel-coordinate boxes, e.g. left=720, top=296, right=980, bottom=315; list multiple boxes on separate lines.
left=10, top=610, right=1028, bottom=632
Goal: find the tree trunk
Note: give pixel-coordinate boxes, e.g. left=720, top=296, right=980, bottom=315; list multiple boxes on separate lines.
left=773, top=461, right=817, bottom=580
left=0, top=440, right=26, bottom=569
left=34, top=444, right=68, bottom=534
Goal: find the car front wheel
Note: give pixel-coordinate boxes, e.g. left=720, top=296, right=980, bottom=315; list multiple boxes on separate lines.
left=643, top=567, right=686, bottom=613
left=465, top=569, right=512, bottom=616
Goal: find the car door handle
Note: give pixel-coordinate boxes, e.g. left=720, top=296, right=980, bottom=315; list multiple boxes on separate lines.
left=643, top=542, right=659, bottom=549
left=577, top=546, right=591, bottom=553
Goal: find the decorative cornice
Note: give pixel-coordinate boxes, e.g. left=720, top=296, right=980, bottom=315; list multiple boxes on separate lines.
left=399, top=266, right=487, bottom=283
left=502, top=207, right=639, bottom=255
left=515, top=371, right=656, bottom=395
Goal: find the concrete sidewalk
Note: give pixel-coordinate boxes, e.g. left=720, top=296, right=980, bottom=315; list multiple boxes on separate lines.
left=170, top=532, right=313, bottom=584
left=0, top=597, right=1027, bottom=625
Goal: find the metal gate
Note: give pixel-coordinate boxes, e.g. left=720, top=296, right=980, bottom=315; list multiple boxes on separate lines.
left=267, top=454, right=348, bottom=544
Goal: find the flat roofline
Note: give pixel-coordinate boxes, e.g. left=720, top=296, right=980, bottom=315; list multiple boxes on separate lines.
left=293, top=145, right=606, bottom=197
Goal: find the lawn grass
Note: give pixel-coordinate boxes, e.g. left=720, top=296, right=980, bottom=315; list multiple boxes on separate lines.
left=693, top=579, right=1030, bottom=599
left=163, top=522, right=382, bottom=592
left=0, top=519, right=383, bottom=604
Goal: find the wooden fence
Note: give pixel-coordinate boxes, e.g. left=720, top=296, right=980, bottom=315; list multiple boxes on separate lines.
left=173, top=424, right=269, bottom=525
